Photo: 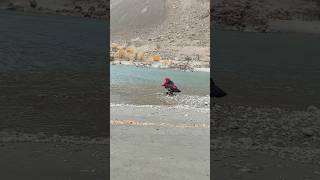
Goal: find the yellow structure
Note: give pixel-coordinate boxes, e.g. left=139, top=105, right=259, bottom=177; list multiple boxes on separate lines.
left=151, top=55, right=161, bottom=61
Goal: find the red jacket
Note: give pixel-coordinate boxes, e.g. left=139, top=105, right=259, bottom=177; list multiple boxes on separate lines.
left=162, top=79, right=177, bottom=89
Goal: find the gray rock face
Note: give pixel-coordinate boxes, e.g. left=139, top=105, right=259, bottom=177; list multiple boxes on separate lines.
left=302, top=127, right=314, bottom=137
left=212, top=0, right=320, bottom=32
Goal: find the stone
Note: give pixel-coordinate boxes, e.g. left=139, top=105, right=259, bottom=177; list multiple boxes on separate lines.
left=74, top=6, right=82, bottom=13
left=302, top=128, right=314, bottom=137
left=29, top=0, right=37, bottom=8
left=228, top=122, right=240, bottom=129
left=239, top=167, right=253, bottom=173
left=93, top=8, right=107, bottom=16
left=307, top=105, right=318, bottom=112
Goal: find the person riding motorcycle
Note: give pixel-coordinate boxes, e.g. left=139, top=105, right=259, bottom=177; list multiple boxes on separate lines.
left=162, top=77, right=181, bottom=95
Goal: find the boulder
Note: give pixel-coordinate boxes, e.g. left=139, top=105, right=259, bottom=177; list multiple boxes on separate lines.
left=93, top=8, right=107, bottom=16
left=302, top=128, right=314, bottom=137
left=29, top=0, right=37, bottom=8
left=74, top=6, right=82, bottom=13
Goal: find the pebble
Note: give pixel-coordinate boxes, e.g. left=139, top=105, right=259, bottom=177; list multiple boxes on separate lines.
left=302, top=128, right=314, bottom=137
left=239, top=167, right=253, bottom=173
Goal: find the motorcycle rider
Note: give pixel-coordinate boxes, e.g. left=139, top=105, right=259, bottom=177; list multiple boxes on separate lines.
left=162, top=77, right=181, bottom=95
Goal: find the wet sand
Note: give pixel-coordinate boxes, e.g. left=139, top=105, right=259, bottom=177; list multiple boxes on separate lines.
left=111, top=104, right=210, bottom=180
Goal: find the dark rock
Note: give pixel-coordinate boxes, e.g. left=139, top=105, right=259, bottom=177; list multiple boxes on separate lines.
left=74, top=5, right=82, bottom=13
left=88, top=6, right=96, bottom=14
left=228, top=122, right=240, bottom=129
left=7, top=2, right=15, bottom=10
left=29, top=0, right=37, bottom=8
left=83, top=13, right=91, bottom=18
left=93, top=9, right=107, bottom=16
left=307, top=105, right=319, bottom=112
left=7, top=3, right=24, bottom=11
left=302, top=128, right=314, bottom=137
left=238, top=137, right=253, bottom=146
left=239, top=167, right=253, bottom=173
left=97, top=2, right=106, bottom=8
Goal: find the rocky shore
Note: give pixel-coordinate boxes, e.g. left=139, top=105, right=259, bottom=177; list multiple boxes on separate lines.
left=110, top=39, right=209, bottom=71
left=212, top=103, right=320, bottom=177
left=0, top=0, right=108, bottom=19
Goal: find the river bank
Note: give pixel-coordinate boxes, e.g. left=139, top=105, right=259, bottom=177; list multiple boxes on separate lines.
left=110, top=61, right=210, bottom=179
left=111, top=61, right=210, bottom=72
left=212, top=103, right=320, bottom=179
left=111, top=104, right=209, bottom=180
left=212, top=20, right=320, bottom=178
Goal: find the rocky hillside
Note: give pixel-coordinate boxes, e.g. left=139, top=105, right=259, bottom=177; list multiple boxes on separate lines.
left=212, top=0, right=320, bottom=33
left=0, top=0, right=108, bottom=19
left=110, top=0, right=210, bottom=70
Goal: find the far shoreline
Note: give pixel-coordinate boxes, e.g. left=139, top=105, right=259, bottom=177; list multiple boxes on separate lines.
left=215, top=19, right=320, bottom=35
left=0, top=9, right=107, bottom=21
left=110, top=61, right=210, bottom=73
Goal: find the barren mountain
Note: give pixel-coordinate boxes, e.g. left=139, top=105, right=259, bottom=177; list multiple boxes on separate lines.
left=111, top=0, right=210, bottom=69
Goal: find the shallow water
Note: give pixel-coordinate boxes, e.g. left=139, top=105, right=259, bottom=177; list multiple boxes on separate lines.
left=111, top=65, right=210, bottom=106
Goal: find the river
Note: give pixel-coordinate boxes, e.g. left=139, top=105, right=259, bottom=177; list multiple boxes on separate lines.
left=213, top=28, right=320, bottom=109
left=111, top=65, right=210, bottom=107
left=0, top=10, right=108, bottom=138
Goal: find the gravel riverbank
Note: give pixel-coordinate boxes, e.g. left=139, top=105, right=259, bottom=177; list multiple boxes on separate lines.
left=212, top=102, right=320, bottom=179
